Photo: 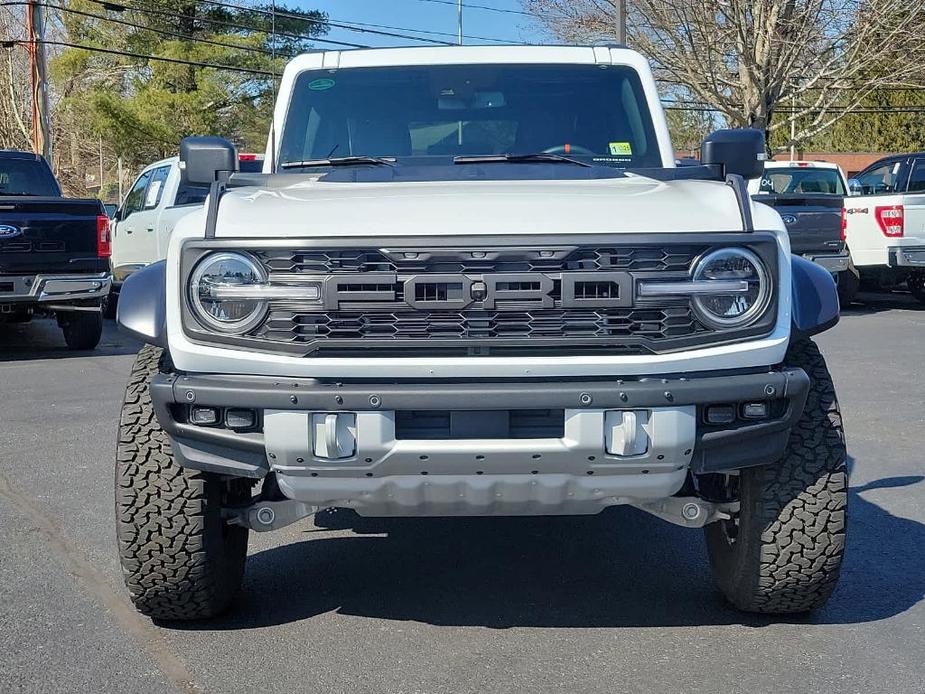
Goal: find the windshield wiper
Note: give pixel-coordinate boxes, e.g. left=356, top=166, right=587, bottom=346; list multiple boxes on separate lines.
left=0, top=191, right=40, bottom=196
left=454, top=153, right=592, bottom=168
left=280, top=156, right=396, bottom=170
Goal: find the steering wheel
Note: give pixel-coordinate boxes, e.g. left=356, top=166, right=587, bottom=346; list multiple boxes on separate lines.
left=543, top=144, right=596, bottom=156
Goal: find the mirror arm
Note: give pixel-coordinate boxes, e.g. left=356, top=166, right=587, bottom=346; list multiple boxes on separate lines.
left=204, top=170, right=231, bottom=240
left=725, top=173, right=754, bottom=232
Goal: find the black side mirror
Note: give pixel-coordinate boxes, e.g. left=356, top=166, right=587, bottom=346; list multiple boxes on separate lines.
left=180, top=136, right=238, bottom=185
left=701, top=128, right=766, bottom=179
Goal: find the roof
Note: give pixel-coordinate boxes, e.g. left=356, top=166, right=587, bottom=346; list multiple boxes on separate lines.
left=765, top=160, right=840, bottom=169
left=0, top=149, right=42, bottom=160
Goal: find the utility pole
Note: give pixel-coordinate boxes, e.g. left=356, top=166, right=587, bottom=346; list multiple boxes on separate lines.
left=614, top=0, right=626, bottom=44
left=457, top=0, right=463, bottom=46
left=26, top=0, right=52, bottom=161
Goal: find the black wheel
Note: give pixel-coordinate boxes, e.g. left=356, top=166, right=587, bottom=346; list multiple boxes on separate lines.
left=705, top=339, right=847, bottom=613
left=837, top=264, right=860, bottom=307
left=116, top=345, right=250, bottom=620
left=907, top=274, right=925, bottom=304
left=61, top=311, right=103, bottom=350
left=102, top=290, right=118, bottom=319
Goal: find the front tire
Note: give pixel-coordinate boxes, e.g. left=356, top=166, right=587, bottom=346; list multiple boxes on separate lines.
left=61, top=311, right=102, bottom=350
left=116, top=345, right=250, bottom=620
left=705, top=339, right=847, bottom=613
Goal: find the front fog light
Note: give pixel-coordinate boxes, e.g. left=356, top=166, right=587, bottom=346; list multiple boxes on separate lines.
left=189, top=252, right=267, bottom=333
left=692, top=248, right=770, bottom=329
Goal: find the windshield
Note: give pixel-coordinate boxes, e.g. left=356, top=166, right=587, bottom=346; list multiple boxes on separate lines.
left=758, top=167, right=846, bottom=196
left=0, top=157, right=60, bottom=196
left=277, top=64, right=662, bottom=170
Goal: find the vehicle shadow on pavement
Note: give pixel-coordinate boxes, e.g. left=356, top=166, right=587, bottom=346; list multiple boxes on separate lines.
left=0, top=319, right=140, bottom=361
left=169, top=469, right=925, bottom=631
left=841, top=290, right=924, bottom=315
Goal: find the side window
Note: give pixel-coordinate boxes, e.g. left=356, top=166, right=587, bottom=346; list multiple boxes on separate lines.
left=907, top=159, right=925, bottom=193
left=856, top=162, right=902, bottom=195
left=144, top=166, right=171, bottom=209
left=173, top=182, right=210, bottom=207
left=121, top=170, right=152, bottom=219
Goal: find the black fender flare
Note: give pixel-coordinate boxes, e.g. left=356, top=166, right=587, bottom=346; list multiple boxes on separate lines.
left=790, top=254, right=840, bottom=341
left=116, top=261, right=167, bottom=348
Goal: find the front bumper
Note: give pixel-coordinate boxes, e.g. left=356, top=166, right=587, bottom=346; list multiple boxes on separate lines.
left=0, top=272, right=111, bottom=305
left=804, top=252, right=850, bottom=274
left=151, top=368, right=809, bottom=516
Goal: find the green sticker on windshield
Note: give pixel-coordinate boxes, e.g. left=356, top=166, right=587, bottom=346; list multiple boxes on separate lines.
left=308, top=78, right=336, bottom=91
left=609, top=141, right=633, bottom=156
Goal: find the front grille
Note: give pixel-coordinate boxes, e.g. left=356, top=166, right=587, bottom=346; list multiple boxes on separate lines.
left=182, top=236, right=779, bottom=357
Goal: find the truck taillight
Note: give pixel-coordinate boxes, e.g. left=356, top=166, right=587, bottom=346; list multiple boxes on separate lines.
left=875, top=205, right=904, bottom=237
left=97, top=214, right=111, bottom=257
left=840, top=208, right=847, bottom=241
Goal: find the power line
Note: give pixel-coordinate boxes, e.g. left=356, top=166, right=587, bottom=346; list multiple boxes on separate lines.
left=89, top=0, right=523, bottom=48
left=53, top=2, right=293, bottom=59
left=87, top=0, right=369, bottom=48
left=412, top=0, right=534, bottom=17
left=326, top=16, right=524, bottom=44
left=196, top=0, right=455, bottom=45
left=5, top=37, right=275, bottom=75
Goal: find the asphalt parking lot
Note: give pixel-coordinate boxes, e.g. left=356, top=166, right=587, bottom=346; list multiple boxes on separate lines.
left=1, top=291, right=923, bottom=694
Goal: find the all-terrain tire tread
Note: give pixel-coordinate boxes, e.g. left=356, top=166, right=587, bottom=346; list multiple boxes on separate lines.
left=707, top=339, right=847, bottom=613
left=115, top=344, right=246, bottom=620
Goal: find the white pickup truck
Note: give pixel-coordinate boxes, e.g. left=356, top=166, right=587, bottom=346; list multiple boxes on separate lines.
left=114, top=45, right=847, bottom=620
left=109, top=153, right=264, bottom=306
left=845, top=152, right=925, bottom=302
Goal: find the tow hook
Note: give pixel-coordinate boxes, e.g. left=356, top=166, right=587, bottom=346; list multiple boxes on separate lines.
left=224, top=499, right=318, bottom=532
left=631, top=497, right=738, bottom=528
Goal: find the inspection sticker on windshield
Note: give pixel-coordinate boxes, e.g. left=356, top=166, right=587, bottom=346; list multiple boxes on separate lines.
left=609, top=141, right=633, bottom=156
left=308, top=78, right=336, bottom=91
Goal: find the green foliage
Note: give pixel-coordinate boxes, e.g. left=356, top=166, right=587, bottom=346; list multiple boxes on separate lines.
left=51, top=0, right=328, bottom=166
left=770, top=90, right=925, bottom=153
left=665, top=107, right=716, bottom=154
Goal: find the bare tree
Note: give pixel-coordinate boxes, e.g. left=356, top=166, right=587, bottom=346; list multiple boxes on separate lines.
left=525, top=0, right=925, bottom=151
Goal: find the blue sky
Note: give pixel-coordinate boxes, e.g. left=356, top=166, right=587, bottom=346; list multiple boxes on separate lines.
left=292, top=0, right=550, bottom=48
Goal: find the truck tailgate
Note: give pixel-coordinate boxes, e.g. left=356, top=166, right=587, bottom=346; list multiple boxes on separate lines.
left=755, top=194, right=844, bottom=255
left=0, top=196, right=107, bottom=274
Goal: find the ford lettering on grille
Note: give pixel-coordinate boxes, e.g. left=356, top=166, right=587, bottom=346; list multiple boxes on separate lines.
left=322, top=271, right=633, bottom=311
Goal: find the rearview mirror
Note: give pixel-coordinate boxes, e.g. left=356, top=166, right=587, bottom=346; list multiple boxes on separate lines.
left=847, top=178, right=863, bottom=196
left=180, top=136, right=238, bottom=185
left=701, top=129, right=766, bottom=179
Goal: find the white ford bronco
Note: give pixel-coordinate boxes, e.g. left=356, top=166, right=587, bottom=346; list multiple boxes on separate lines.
left=115, top=45, right=847, bottom=620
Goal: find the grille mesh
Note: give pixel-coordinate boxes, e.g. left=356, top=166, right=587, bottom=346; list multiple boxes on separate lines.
left=255, top=307, right=701, bottom=343
left=255, top=246, right=704, bottom=275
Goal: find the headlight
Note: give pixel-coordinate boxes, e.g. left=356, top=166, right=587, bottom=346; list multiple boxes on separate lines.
left=189, top=252, right=268, bottom=333
left=691, top=248, right=771, bottom=329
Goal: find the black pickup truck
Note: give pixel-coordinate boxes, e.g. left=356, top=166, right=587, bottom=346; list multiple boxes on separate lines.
left=749, top=161, right=858, bottom=303
left=0, top=150, right=111, bottom=349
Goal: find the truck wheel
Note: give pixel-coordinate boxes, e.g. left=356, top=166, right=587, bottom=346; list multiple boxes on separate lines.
left=907, top=274, right=925, bottom=304
left=102, top=290, right=118, bottom=319
left=704, top=339, right=847, bottom=613
left=837, top=265, right=860, bottom=307
left=116, top=345, right=250, bottom=620
left=61, top=311, right=103, bottom=350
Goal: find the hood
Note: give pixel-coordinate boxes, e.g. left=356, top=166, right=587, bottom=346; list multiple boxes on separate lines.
left=211, top=173, right=747, bottom=238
